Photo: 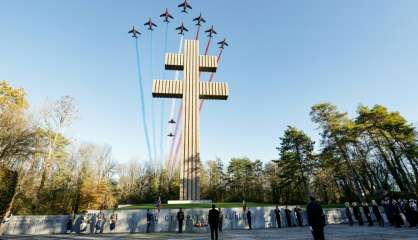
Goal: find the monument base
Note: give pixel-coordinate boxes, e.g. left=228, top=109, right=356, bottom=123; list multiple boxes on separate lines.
left=167, top=200, right=212, bottom=205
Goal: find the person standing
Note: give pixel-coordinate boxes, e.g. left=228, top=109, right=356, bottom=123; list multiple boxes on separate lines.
left=218, top=208, right=223, bottom=233
left=362, top=202, right=373, bottom=226
left=66, top=211, right=74, bottom=233
left=345, top=202, right=353, bottom=226
left=95, top=211, right=105, bottom=234
left=410, top=200, right=418, bottom=227
left=285, top=206, right=292, bottom=227
left=307, top=196, right=326, bottom=240
left=372, top=200, right=384, bottom=227
left=393, top=200, right=402, bottom=228
left=208, top=205, right=220, bottom=240
left=177, top=208, right=184, bottom=233
left=352, top=202, right=363, bottom=226
left=109, top=211, right=118, bottom=232
left=146, top=209, right=153, bottom=233
left=405, top=199, right=417, bottom=227
left=295, top=207, right=303, bottom=226
left=382, top=199, right=393, bottom=225
left=247, top=208, right=252, bottom=230
left=274, top=205, right=281, bottom=228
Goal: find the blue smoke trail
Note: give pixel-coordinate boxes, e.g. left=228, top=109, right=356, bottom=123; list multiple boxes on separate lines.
left=159, top=22, right=169, bottom=168
left=135, top=38, right=152, bottom=162
left=150, top=31, right=158, bottom=166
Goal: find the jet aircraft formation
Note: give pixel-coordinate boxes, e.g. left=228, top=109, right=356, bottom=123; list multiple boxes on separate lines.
left=128, top=0, right=229, bottom=139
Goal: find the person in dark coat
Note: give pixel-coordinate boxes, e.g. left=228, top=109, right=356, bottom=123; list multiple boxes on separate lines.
left=362, top=202, right=373, bottom=226
left=177, top=208, right=184, bottom=233
left=66, top=213, right=74, bottom=233
left=382, top=199, right=393, bottom=225
left=345, top=202, right=353, bottom=226
left=352, top=202, right=363, bottom=226
left=307, top=196, right=325, bottom=240
left=295, top=207, right=303, bottom=226
left=274, top=205, right=281, bottom=228
left=405, top=200, right=416, bottom=227
left=393, top=200, right=403, bottom=228
left=109, top=212, right=117, bottom=232
left=247, top=209, right=252, bottom=230
left=372, top=200, right=384, bottom=227
left=208, top=205, right=220, bottom=240
left=146, top=209, right=153, bottom=233
left=410, top=200, right=418, bottom=227
left=285, top=206, right=292, bottom=227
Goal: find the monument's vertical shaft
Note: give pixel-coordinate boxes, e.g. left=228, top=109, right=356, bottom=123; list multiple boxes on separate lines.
left=181, top=40, right=200, bottom=200
left=152, top=39, right=228, bottom=201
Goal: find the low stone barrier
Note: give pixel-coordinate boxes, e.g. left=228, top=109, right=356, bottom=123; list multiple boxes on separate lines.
left=1, top=215, right=68, bottom=235
left=2, top=206, right=387, bottom=235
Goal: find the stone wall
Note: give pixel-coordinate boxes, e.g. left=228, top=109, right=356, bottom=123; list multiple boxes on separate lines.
left=2, top=206, right=386, bottom=235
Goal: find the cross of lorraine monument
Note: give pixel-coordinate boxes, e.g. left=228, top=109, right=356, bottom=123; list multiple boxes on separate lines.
left=152, top=39, right=228, bottom=201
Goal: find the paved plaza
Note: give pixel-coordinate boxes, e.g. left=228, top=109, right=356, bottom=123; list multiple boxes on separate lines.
left=2, top=225, right=418, bottom=240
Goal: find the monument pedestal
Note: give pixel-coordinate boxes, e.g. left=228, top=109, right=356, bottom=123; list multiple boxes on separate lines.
left=167, top=200, right=212, bottom=205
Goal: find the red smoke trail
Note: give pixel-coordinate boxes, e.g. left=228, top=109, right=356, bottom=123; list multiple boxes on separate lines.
left=195, top=25, right=201, bottom=40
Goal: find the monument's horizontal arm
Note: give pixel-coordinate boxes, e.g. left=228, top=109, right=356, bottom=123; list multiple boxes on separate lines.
left=199, top=82, right=228, bottom=100
left=152, top=80, right=183, bottom=98
left=199, top=55, right=218, bottom=72
left=165, top=53, right=184, bottom=70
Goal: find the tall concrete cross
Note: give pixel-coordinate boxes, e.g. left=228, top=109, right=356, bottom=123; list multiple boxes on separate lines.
left=152, top=39, right=228, bottom=200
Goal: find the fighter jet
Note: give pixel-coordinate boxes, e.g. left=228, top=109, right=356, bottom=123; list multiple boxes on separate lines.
left=160, top=8, right=174, bottom=23
left=217, top=38, right=229, bottom=49
left=176, top=22, right=188, bottom=35
left=178, top=0, right=192, bottom=13
left=193, top=13, right=206, bottom=26
left=168, top=119, right=176, bottom=124
left=167, top=133, right=175, bottom=137
left=144, top=18, right=157, bottom=31
left=205, top=25, right=217, bottom=38
left=128, top=26, right=141, bottom=38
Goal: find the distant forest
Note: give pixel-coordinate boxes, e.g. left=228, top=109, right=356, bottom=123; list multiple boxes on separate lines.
left=1, top=80, right=417, bottom=219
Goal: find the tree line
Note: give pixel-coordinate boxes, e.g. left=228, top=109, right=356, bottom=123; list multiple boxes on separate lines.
left=1, top=80, right=417, bottom=222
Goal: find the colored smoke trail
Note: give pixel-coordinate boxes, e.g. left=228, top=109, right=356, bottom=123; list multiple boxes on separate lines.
left=166, top=35, right=183, bottom=175
left=134, top=38, right=152, bottom=162
left=159, top=22, right=169, bottom=168
left=195, top=25, right=201, bottom=40
left=150, top=31, right=158, bottom=166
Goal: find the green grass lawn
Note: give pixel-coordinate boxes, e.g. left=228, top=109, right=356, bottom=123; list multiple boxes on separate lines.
left=117, top=202, right=344, bottom=210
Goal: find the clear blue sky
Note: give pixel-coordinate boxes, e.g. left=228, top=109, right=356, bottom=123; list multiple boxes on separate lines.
left=1, top=0, right=418, bottom=165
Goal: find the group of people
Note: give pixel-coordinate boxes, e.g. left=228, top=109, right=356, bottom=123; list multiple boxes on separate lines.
left=273, top=205, right=304, bottom=228
left=66, top=197, right=418, bottom=239
left=345, top=198, right=418, bottom=228
left=66, top=210, right=118, bottom=234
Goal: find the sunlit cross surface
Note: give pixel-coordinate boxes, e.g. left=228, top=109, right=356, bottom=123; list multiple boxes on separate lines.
left=152, top=39, right=228, bottom=200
